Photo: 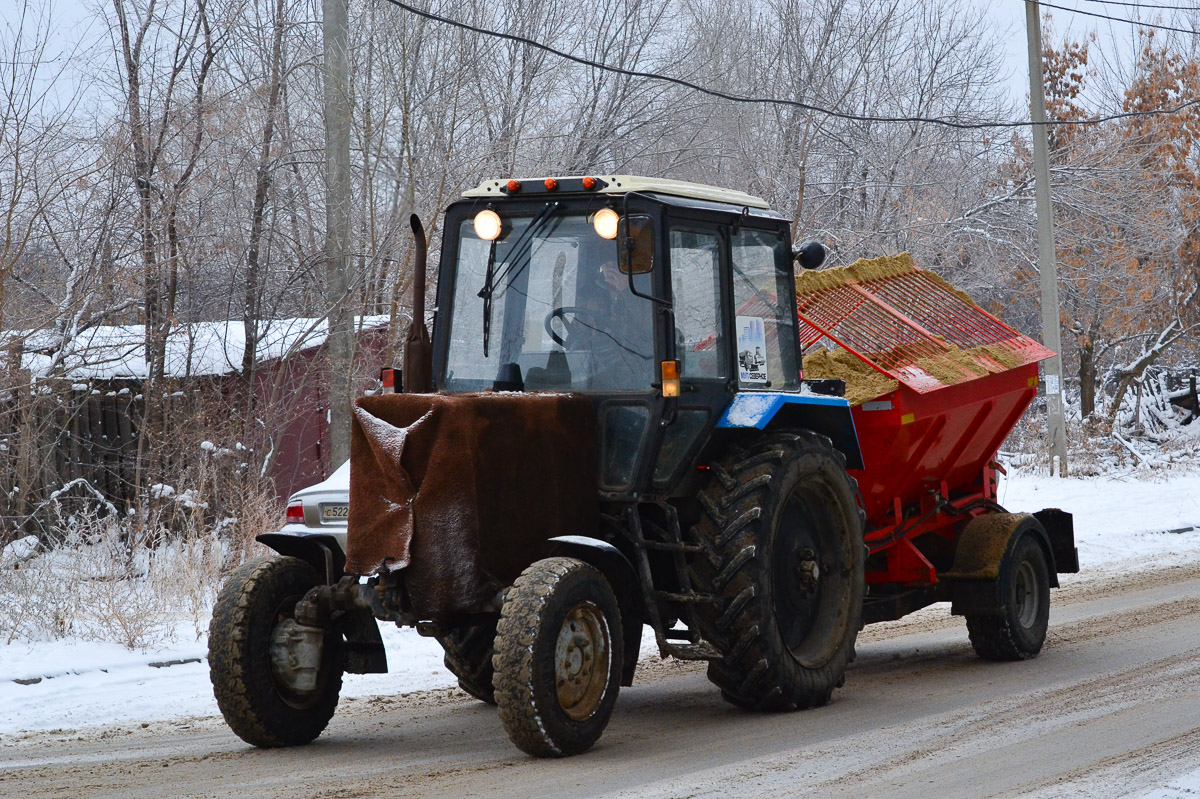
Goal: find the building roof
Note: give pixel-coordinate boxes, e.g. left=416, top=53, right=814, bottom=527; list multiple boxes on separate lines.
left=13, top=316, right=389, bottom=380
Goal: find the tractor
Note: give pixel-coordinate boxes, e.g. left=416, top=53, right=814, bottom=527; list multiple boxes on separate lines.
left=208, top=175, right=1077, bottom=757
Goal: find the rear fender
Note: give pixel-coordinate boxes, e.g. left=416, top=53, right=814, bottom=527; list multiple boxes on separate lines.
left=716, top=393, right=863, bottom=469
left=548, top=535, right=643, bottom=687
left=946, top=513, right=1057, bottom=617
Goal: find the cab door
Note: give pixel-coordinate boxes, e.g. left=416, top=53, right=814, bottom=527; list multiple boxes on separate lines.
left=650, top=210, right=734, bottom=491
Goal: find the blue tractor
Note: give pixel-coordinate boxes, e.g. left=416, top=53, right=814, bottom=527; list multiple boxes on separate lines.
left=209, top=176, right=867, bottom=757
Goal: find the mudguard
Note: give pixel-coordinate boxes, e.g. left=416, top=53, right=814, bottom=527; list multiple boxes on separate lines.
left=717, top=392, right=864, bottom=469
left=945, top=513, right=1059, bottom=617
left=547, top=535, right=643, bottom=686
left=257, top=533, right=346, bottom=584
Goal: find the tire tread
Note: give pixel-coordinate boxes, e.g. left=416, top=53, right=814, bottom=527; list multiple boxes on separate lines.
left=208, top=556, right=342, bottom=748
left=688, top=431, right=864, bottom=711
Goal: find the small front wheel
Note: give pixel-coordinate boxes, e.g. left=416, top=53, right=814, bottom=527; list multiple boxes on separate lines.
left=493, top=557, right=623, bottom=757
left=209, top=556, right=343, bottom=747
left=967, top=526, right=1051, bottom=661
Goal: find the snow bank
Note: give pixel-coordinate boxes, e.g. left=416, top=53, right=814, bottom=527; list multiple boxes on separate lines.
left=3, top=471, right=1200, bottom=737
left=0, top=536, right=39, bottom=569
left=1000, top=473, right=1200, bottom=571
left=0, top=624, right=451, bottom=735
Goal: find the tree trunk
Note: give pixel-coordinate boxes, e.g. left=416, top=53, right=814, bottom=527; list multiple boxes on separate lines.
left=1078, top=337, right=1096, bottom=418
left=240, top=0, right=287, bottom=437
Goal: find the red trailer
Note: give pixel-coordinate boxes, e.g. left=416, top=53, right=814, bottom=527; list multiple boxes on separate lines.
left=796, top=257, right=1078, bottom=628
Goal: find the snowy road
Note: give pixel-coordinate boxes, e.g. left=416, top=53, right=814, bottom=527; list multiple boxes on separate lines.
left=5, top=561, right=1200, bottom=798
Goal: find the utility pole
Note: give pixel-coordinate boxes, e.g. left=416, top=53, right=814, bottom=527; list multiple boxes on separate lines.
left=1025, top=0, right=1069, bottom=477
left=324, top=0, right=353, bottom=468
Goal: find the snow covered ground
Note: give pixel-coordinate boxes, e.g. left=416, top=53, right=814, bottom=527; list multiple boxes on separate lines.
left=999, top=473, right=1200, bottom=575
left=2, top=471, right=1199, bottom=750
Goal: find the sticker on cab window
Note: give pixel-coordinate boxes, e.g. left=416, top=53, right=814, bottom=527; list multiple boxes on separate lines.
left=736, top=316, right=769, bottom=384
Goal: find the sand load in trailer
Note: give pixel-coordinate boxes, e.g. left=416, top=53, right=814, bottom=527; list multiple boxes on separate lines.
left=797, top=254, right=1052, bottom=397
left=795, top=255, right=1070, bottom=614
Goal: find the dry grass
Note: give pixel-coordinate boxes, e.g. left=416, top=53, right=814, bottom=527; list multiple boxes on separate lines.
left=0, top=475, right=279, bottom=649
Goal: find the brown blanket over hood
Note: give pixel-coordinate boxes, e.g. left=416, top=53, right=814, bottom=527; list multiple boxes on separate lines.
left=347, top=392, right=598, bottom=620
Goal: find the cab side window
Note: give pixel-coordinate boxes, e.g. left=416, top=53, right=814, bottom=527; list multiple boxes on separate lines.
left=731, top=229, right=799, bottom=391
left=669, top=227, right=727, bottom=379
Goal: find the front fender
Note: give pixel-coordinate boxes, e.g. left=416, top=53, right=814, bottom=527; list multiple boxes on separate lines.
left=257, top=533, right=346, bottom=585
left=547, top=535, right=643, bottom=687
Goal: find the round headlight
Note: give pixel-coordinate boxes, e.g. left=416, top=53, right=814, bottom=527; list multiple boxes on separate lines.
left=474, top=209, right=502, bottom=241
left=593, top=207, right=619, bottom=240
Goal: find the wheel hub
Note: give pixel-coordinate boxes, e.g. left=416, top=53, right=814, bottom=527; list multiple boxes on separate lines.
left=554, top=601, right=610, bottom=722
left=773, top=482, right=854, bottom=663
left=269, top=618, right=325, bottom=696
left=794, top=547, right=820, bottom=591
left=1014, top=559, right=1041, bottom=629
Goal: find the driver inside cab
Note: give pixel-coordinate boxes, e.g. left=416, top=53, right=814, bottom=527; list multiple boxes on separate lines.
left=568, top=252, right=654, bottom=391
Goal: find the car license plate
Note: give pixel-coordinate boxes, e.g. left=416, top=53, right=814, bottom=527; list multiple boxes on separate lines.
left=320, top=503, right=349, bottom=522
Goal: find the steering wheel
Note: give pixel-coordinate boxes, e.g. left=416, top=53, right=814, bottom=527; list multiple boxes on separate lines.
left=544, top=306, right=606, bottom=347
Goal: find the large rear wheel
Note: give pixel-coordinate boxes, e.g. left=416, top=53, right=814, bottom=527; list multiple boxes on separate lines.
left=690, top=430, right=864, bottom=710
left=493, top=557, right=623, bottom=757
left=209, top=556, right=343, bottom=747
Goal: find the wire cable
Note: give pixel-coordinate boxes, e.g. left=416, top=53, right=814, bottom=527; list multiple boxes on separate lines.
left=378, top=0, right=1200, bottom=129
left=1036, top=0, right=1200, bottom=35
left=1078, top=0, right=1200, bottom=11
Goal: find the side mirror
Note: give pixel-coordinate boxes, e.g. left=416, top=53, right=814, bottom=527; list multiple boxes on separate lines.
left=794, top=240, right=826, bottom=270
left=618, top=214, right=654, bottom=275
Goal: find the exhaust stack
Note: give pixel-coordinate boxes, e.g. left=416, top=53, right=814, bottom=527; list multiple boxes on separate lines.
left=404, top=214, right=433, bottom=393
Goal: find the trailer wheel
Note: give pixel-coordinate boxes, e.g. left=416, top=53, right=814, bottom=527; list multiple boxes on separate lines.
left=691, top=430, right=865, bottom=710
left=209, top=556, right=343, bottom=747
left=493, top=557, right=623, bottom=757
left=967, top=529, right=1050, bottom=661
left=437, top=620, right=497, bottom=704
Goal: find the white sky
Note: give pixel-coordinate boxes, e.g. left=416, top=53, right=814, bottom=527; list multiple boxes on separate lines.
left=974, top=0, right=1188, bottom=111
left=4, top=1, right=1179, bottom=127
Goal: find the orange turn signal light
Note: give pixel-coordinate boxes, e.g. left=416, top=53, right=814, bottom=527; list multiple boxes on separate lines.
left=380, top=367, right=397, bottom=394
left=582, top=176, right=596, bottom=190
left=506, top=179, right=521, bottom=193
left=661, top=360, right=681, bottom=398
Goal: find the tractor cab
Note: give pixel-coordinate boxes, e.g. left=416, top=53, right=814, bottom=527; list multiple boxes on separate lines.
left=432, top=176, right=822, bottom=498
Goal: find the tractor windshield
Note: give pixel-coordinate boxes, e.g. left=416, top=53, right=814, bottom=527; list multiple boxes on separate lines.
left=443, top=209, right=655, bottom=393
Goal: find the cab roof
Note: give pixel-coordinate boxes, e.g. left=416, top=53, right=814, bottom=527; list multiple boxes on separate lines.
left=463, top=175, right=771, bottom=210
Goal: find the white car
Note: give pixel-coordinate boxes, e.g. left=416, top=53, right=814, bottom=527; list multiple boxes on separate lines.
left=279, top=459, right=350, bottom=553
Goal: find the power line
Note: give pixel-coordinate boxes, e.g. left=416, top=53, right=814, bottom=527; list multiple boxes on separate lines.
left=1038, top=0, right=1200, bottom=35
left=1078, top=0, right=1200, bottom=12
left=377, top=0, right=1200, bottom=130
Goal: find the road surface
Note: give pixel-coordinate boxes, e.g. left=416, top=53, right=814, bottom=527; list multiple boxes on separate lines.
left=4, top=563, right=1200, bottom=798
